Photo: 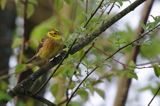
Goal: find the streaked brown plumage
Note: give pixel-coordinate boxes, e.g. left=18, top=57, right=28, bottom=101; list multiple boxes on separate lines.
left=26, top=29, right=64, bottom=66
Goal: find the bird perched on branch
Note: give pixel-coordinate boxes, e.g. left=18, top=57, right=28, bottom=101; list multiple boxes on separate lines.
left=26, top=29, right=64, bottom=66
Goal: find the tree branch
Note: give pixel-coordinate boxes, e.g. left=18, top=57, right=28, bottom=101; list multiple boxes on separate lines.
left=26, top=93, right=56, bottom=106
left=107, top=2, right=115, bottom=15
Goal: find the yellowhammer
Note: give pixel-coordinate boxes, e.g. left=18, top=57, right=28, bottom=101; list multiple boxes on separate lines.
left=26, top=29, right=64, bottom=66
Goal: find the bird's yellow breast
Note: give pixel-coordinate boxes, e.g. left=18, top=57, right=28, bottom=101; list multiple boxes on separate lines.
left=37, top=37, right=63, bottom=60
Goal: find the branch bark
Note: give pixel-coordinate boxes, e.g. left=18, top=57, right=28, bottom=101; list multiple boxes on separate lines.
left=113, top=0, right=154, bottom=106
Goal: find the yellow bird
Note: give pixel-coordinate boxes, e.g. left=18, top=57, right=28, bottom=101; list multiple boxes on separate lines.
left=26, top=29, right=64, bottom=66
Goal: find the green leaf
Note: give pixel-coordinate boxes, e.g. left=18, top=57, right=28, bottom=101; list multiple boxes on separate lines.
left=56, top=63, right=75, bottom=78
left=108, top=26, right=135, bottom=51
left=95, top=88, right=105, bottom=99
left=145, top=16, right=160, bottom=29
left=141, top=37, right=160, bottom=58
left=15, top=64, right=27, bottom=73
left=51, top=83, right=59, bottom=96
left=127, top=71, right=138, bottom=80
left=151, top=86, right=160, bottom=96
left=116, top=0, right=123, bottom=6
left=77, top=88, right=89, bottom=100
left=153, top=65, right=160, bottom=77
left=86, top=82, right=94, bottom=94
left=128, top=60, right=136, bottom=68
left=69, top=101, right=81, bottom=106
left=0, top=91, right=11, bottom=101
left=139, top=85, right=152, bottom=92
left=139, top=85, right=160, bottom=96
left=117, top=70, right=138, bottom=80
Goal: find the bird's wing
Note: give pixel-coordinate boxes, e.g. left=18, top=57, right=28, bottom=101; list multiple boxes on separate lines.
left=25, top=37, right=47, bottom=64
left=36, top=37, right=47, bottom=53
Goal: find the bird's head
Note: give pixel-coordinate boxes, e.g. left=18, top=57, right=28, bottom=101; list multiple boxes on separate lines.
left=47, top=29, right=62, bottom=40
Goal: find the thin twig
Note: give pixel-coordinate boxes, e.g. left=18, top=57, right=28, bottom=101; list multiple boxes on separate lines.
left=25, top=93, right=56, bottom=106
left=107, top=2, right=115, bottom=14
left=105, top=24, right=160, bottom=61
left=136, top=60, right=160, bottom=66
left=94, top=46, right=154, bottom=70
left=66, top=66, right=98, bottom=106
left=148, top=86, right=160, bottom=106
left=84, top=0, right=104, bottom=28
left=98, top=4, right=109, bottom=19
left=34, top=39, right=77, bottom=95
left=93, top=45, right=128, bottom=68
left=76, top=43, right=94, bottom=69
